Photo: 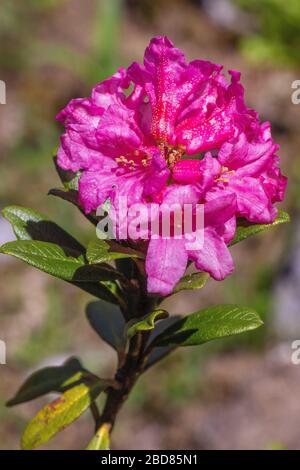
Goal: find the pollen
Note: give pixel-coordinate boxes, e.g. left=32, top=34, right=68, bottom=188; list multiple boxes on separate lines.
left=216, top=177, right=230, bottom=183
left=164, top=145, right=185, bottom=169
left=115, top=156, right=127, bottom=164
left=115, top=152, right=151, bottom=171
left=215, top=165, right=235, bottom=182
left=221, top=166, right=229, bottom=173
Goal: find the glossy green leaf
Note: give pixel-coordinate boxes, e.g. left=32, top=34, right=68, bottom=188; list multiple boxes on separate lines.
left=127, top=310, right=169, bottom=339
left=1, top=205, right=123, bottom=302
left=21, top=379, right=106, bottom=450
left=2, top=205, right=84, bottom=253
left=153, top=304, right=263, bottom=347
left=0, top=238, right=123, bottom=304
left=6, top=357, right=92, bottom=407
left=86, top=240, right=141, bottom=264
left=173, top=272, right=209, bottom=294
left=86, top=423, right=110, bottom=450
left=230, top=210, right=290, bottom=246
left=0, top=240, right=120, bottom=283
left=86, top=300, right=126, bottom=352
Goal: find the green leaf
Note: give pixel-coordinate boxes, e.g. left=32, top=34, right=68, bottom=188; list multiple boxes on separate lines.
left=86, top=240, right=142, bottom=264
left=153, top=304, right=263, bottom=347
left=71, top=279, right=122, bottom=305
left=1, top=205, right=123, bottom=302
left=21, top=379, right=106, bottom=450
left=0, top=238, right=123, bottom=304
left=86, top=300, right=126, bottom=352
left=127, top=309, right=169, bottom=340
left=0, top=240, right=120, bottom=283
left=86, top=423, right=110, bottom=450
left=53, top=155, right=80, bottom=190
left=6, top=358, right=95, bottom=407
left=230, top=210, right=290, bottom=246
left=173, top=272, right=209, bottom=294
left=2, top=205, right=85, bottom=253
left=95, top=280, right=128, bottom=310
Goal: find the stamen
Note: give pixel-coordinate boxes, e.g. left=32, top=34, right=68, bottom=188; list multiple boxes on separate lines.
left=215, top=166, right=234, bottom=183
left=216, top=177, right=230, bottom=183
left=115, top=151, right=151, bottom=171
left=115, top=156, right=127, bottom=163
left=166, top=146, right=185, bottom=168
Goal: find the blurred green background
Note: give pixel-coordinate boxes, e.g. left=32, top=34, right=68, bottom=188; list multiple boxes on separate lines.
left=0, top=0, right=299, bottom=450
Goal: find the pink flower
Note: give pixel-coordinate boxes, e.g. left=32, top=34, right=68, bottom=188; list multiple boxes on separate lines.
left=173, top=122, right=287, bottom=224
left=56, top=36, right=286, bottom=296
left=146, top=186, right=237, bottom=295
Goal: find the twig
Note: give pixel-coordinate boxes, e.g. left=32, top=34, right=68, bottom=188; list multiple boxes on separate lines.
left=90, top=402, right=101, bottom=432
left=98, top=332, right=145, bottom=435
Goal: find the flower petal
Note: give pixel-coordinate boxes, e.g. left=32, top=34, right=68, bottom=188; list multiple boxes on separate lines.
left=56, top=98, right=103, bottom=130
left=228, top=176, right=277, bottom=223
left=78, top=168, right=117, bottom=213
left=141, top=36, right=187, bottom=142
left=219, top=122, right=277, bottom=172
left=260, top=156, right=287, bottom=204
left=91, top=68, right=129, bottom=109
left=146, top=237, right=188, bottom=295
left=95, top=104, right=143, bottom=158
left=143, top=153, right=170, bottom=198
left=172, top=153, right=221, bottom=189
left=205, top=190, right=237, bottom=227
left=162, top=183, right=201, bottom=206
left=57, top=131, right=115, bottom=172
left=188, top=227, right=234, bottom=281
left=175, top=71, right=245, bottom=154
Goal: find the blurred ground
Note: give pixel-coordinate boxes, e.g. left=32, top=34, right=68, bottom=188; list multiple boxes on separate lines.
left=0, top=0, right=299, bottom=450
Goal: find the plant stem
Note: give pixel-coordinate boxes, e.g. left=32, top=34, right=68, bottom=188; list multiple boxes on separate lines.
left=90, top=402, right=101, bottom=431
left=98, top=331, right=146, bottom=437
left=95, top=294, right=157, bottom=443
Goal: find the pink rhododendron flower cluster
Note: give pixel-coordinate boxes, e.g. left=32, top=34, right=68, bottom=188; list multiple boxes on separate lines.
left=56, top=36, right=287, bottom=296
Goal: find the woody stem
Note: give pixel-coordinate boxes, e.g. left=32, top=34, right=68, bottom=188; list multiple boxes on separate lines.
left=97, top=330, right=150, bottom=438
